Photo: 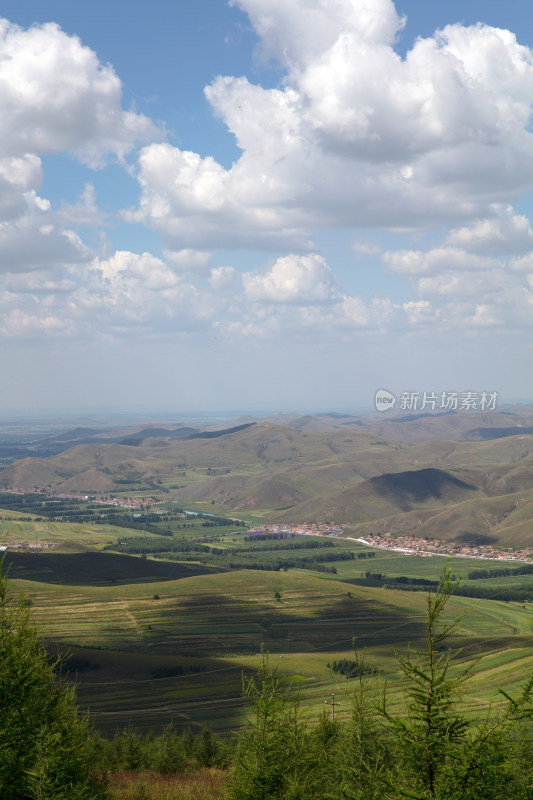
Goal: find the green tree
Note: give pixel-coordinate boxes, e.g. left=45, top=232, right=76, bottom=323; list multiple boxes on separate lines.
left=0, top=555, right=105, bottom=800
left=338, top=648, right=388, bottom=800
left=228, top=566, right=533, bottom=800
left=151, top=723, right=187, bottom=773
left=382, top=568, right=470, bottom=798
left=111, top=727, right=145, bottom=771
left=227, top=655, right=307, bottom=800
left=180, top=727, right=195, bottom=758
left=194, top=727, right=221, bottom=768
left=382, top=565, right=533, bottom=800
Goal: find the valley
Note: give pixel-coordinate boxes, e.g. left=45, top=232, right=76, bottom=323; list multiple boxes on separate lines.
left=0, top=407, right=533, bottom=736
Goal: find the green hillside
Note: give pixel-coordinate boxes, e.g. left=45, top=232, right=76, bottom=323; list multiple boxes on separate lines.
left=9, top=560, right=533, bottom=734
left=2, top=550, right=221, bottom=585
left=338, top=489, right=533, bottom=544
left=1, top=422, right=532, bottom=545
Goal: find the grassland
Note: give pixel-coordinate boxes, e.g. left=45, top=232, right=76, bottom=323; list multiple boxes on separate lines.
left=1, top=416, right=532, bottom=736
left=0, top=512, right=147, bottom=550
left=0, top=499, right=244, bottom=549
left=108, top=769, right=226, bottom=800
left=3, top=550, right=222, bottom=584
left=4, top=418, right=533, bottom=799
left=6, top=548, right=533, bottom=735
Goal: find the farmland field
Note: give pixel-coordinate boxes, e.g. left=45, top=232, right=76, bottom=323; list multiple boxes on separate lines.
left=1, top=477, right=533, bottom=736
left=5, top=546, right=533, bottom=734
left=0, top=512, right=148, bottom=549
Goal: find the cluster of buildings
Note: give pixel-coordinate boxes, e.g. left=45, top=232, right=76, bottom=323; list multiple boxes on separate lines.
left=246, top=523, right=344, bottom=537
left=2, top=487, right=164, bottom=510
left=4, top=486, right=531, bottom=566
left=354, top=533, right=533, bottom=563
left=0, top=541, right=54, bottom=552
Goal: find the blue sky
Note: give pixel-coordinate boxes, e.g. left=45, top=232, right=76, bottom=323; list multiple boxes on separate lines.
left=0, top=0, right=532, bottom=415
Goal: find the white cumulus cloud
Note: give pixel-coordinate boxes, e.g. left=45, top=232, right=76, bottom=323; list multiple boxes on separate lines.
left=0, top=18, right=159, bottom=166
left=130, top=1, right=533, bottom=250
left=445, top=212, right=533, bottom=255
left=243, top=254, right=336, bottom=304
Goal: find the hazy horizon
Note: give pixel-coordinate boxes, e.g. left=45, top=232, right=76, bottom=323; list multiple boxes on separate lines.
left=1, top=400, right=533, bottom=428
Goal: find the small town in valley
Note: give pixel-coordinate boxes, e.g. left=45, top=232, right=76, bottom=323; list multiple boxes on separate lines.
left=242, top=524, right=533, bottom=563
left=352, top=532, right=533, bottom=563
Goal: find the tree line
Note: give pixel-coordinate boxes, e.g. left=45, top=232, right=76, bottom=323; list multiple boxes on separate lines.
left=468, top=563, right=533, bottom=580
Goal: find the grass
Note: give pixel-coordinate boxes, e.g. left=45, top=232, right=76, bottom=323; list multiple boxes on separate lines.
left=7, top=560, right=532, bottom=733
left=0, top=516, right=148, bottom=549
left=330, top=545, right=519, bottom=576
left=2, top=422, right=533, bottom=543
left=2, top=421, right=533, bottom=743
left=0, top=506, right=41, bottom=519
left=108, top=769, right=226, bottom=800
left=3, top=498, right=533, bottom=735
left=3, top=550, right=221, bottom=585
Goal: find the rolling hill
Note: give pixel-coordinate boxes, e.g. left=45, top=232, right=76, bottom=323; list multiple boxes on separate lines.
left=0, top=418, right=532, bottom=545
left=2, top=550, right=221, bottom=585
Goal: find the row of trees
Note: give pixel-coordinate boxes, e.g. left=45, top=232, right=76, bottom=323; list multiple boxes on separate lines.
left=327, top=658, right=378, bottom=678
left=89, top=725, right=229, bottom=773
left=468, top=563, right=533, bottom=580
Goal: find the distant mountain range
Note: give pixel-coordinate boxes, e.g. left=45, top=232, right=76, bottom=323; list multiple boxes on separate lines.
left=1, top=409, right=532, bottom=545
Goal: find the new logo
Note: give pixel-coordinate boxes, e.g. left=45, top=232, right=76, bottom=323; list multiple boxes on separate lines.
left=375, top=389, right=396, bottom=412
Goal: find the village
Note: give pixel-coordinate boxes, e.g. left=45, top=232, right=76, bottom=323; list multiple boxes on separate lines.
left=244, top=523, right=345, bottom=537
left=244, top=524, right=533, bottom=563
left=1, top=486, right=166, bottom=509
left=352, top=532, right=533, bottom=563
left=2, top=487, right=533, bottom=564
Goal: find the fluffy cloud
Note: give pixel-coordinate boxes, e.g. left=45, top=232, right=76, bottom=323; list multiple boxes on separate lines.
left=1, top=4, right=532, bottom=351
left=0, top=18, right=158, bottom=166
left=0, top=307, right=77, bottom=338
left=0, top=244, right=425, bottom=342
left=403, top=300, right=436, bottom=325
left=2, top=269, right=75, bottom=294
left=126, top=141, right=313, bottom=250
left=0, top=16, right=164, bottom=300
left=0, top=155, right=43, bottom=222
left=382, top=214, right=533, bottom=331
left=229, top=0, right=404, bottom=70
left=130, top=1, right=533, bottom=249
left=416, top=270, right=507, bottom=299
left=243, top=254, right=336, bottom=303
left=163, top=249, right=212, bottom=274
left=209, top=266, right=238, bottom=292
left=91, top=251, right=182, bottom=292
left=382, top=247, right=499, bottom=275
left=445, top=211, right=533, bottom=255
left=381, top=216, right=533, bottom=331
left=0, top=212, right=90, bottom=274
left=0, top=250, right=218, bottom=339
left=0, top=232, right=528, bottom=343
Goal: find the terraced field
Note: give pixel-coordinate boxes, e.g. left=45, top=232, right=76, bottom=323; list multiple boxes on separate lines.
left=2, top=482, right=532, bottom=736
left=9, top=562, right=533, bottom=735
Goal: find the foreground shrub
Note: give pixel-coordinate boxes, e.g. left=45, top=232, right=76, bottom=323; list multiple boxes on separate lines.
left=0, top=555, right=106, bottom=800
